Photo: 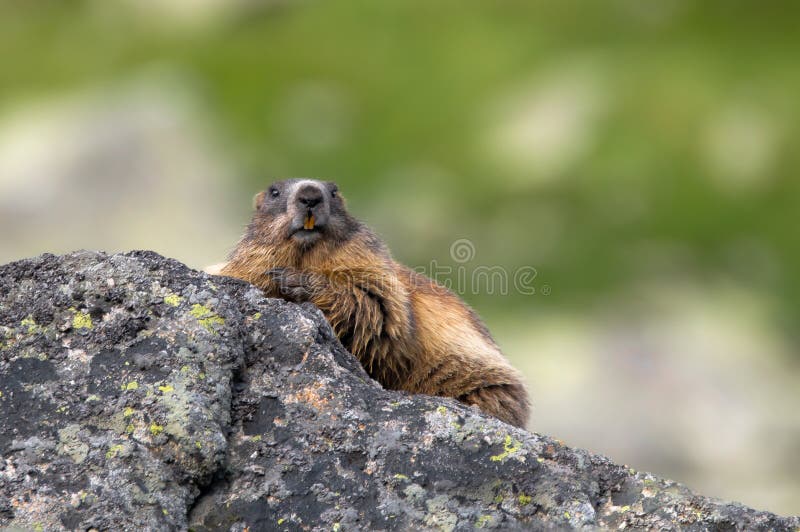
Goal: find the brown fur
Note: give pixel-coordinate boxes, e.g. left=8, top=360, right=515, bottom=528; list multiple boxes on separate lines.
left=220, top=179, right=530, bottom=427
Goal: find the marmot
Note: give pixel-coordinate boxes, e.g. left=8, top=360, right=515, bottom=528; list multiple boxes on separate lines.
left=220, top=178, right=530, bottom=427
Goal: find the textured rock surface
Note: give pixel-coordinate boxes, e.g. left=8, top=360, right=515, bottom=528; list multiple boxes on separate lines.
left=0, top=251, right=797, bottom=531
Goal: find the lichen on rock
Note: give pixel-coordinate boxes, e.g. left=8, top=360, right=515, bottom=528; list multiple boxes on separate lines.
left=0, top=251, right=798, bottom=531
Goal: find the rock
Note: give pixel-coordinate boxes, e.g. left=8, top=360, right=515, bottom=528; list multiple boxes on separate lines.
left=0, top=251, right=797, bottom=531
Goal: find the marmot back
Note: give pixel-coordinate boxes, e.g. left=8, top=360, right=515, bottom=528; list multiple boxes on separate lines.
left=220, top=178, right=530, bottom=428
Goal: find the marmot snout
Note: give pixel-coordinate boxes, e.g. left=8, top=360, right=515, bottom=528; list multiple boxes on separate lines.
left=221, top=178, right=530, bottom=428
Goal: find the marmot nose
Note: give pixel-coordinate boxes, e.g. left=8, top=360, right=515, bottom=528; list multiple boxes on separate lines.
left=296, top=185, right=323, bottom=209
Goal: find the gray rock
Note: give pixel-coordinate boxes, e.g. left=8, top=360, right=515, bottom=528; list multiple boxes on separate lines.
left=0, top=251, right=797, bottom=531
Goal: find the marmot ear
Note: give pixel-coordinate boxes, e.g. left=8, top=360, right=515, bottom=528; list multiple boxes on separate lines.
left=252, top=191, right=267, bottom=211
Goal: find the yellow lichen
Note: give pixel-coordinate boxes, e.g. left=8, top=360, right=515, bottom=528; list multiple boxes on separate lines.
left=393, top=474, right=409, bottom=481
left=122, top=381, right=139, bottom=391
left=123, top=407, right=135, bottom=417
left=476, top=515, right=492, bottom=528
left=190, top=303, right=225, bottom=333
left=164, top=293, right=182, bottom=307
left=277, top=518, right=285, bottom=525
left=106, top=444, right=124, bottom=459
left=490, top=434, right=522, bottom=462
left=150, top=424, right=164, bottom=436
left=189, top=303, right=211, bottom=318
left=72, top=311, right=93, bottom=329
left=21, top=316, right=39, bottom=334
left=518, top=494, right=532, bottom=505
left=158, top=384, right=174, bottom=393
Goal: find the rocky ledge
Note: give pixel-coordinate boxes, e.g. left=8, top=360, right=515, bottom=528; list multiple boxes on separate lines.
left=0, top=251, right=797, bottom=531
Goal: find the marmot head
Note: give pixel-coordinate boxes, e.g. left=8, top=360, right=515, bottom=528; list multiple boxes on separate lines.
left=248, top=178, right=360, bottom=250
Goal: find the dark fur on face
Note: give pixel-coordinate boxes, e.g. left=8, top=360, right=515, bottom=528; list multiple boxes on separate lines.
left=247, top=178, right=361, bottom=250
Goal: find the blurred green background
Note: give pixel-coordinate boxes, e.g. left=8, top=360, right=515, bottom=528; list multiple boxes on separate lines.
left=1, top=0, right=798, bottom=515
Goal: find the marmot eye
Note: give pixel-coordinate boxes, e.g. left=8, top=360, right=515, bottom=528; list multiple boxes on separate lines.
left=270, top=188, right=280, bottom=198
left=331, top=188, right=338, bottom=198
